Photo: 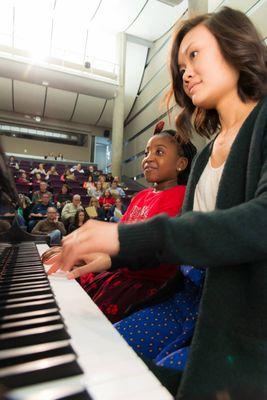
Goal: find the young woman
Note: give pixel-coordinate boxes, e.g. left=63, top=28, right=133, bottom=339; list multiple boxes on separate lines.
left=68, top=209, right=89, bottom=233
left=91, top=181, right=104, bottom=199
left=56, top=184, right=72, bottom=210
left=83, top=174, right=96, bottom=196
left=47, top=7, right=267, bottom=399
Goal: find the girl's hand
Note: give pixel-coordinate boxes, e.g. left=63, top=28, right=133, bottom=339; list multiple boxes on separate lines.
left=46, top=220, right=119, bottom=274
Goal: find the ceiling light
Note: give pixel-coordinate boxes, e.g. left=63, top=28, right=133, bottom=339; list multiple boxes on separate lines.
left=42, top=81, right=49, bottom=86
left=34, top=116, right=42, bottom=122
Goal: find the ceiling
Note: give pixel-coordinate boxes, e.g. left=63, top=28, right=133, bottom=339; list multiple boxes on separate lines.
left=0, top=0, right=187, bottom=136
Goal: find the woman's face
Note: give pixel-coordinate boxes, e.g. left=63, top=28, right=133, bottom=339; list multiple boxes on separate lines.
left=96, top=182, right=102, bottom=190
left=141, top=135, right=182, bottom=184
left=78, top=211, right=85, bottom=222
left=62, top=185, right=67, bottom=194
left=178, top=24, right=239, bottom=110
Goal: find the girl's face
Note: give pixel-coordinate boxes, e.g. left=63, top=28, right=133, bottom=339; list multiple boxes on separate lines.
left=142, top=135, right=184, bottom=186
left=178, top=24, right=239, bottom=110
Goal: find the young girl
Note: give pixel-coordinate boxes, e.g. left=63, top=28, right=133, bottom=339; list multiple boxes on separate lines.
left=47, top=7, right=267, bottom=399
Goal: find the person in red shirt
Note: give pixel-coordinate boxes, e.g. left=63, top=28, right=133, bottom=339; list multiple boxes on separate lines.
left=77, top=129, right=197, bottom=322
left=98, top=189, right=116, bottom=219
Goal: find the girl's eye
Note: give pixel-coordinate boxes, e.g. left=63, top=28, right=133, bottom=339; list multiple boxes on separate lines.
left=190, top=50, right=198, bottom=59
left=144, top=151, right=148, bottom=157
left=156, top=149, right=164, bottom=156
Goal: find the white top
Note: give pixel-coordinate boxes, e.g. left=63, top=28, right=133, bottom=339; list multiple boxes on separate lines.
left=193, top=157, right=225, bottom=212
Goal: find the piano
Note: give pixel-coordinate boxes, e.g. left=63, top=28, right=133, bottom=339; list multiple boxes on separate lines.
left=0, top=152, right=173, bottom=400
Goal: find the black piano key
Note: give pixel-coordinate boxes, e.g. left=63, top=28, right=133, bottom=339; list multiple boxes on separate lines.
left=0, top=354, right=83, bottom=389
left=0, top=294, right=54, bottom=307
left=0, top=288, right=53, bottom=301
left=0, top=314, right=63, bottom=333
left=0, top=340, right=74, bottom=367
left=1, top=307, right=60, bottom=322
left=0, top=299, right=59, bottom=318
left=0, top=323, right=70, bottom=349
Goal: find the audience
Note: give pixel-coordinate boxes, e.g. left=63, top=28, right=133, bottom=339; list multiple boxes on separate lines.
left=31, top=163, right=46, bottom=175
left=8, top=156, right=19, bottom=170
left=70, top=163, right=84, bottom=173
left=32, top=206, right=66, bottom=244
left=83, top=175, right=95, bottom=196
left=98, top=189, right=115, bottom=219
left=91, top=181, right=103, bottom=199
left=56, top=184, right=72, bottom=210
left=60, top=168, right=76, bottom=182
left=16, top=171, right=32, bottom=185
left=61, top=194, right=84, bottom=224
left=28, top=192, right=52, bottom=231
left=68, top=209, right=89, bottom=233
left=108, top=197, right=127, bottom=222
left=110, top=181, right=125, bottom=199
left=46, top=166, right=59, bottom=180
left=32, top=181, right=52, bottom=204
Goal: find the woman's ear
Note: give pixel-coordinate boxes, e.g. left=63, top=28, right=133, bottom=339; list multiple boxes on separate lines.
left=177, top=157, right=188, bottom=172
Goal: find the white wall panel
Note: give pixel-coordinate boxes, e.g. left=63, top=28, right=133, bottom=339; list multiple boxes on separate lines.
left=14, top=80, right=45, bottom=116
left=45, top=87, right=77, bottom=120
left=140, top=42, right=170, bottom=91
left=0, top=77, right=12, bottom=111
left=97, top=99, right=113, bottom=128
left=72, top=94, right=105, bottom=125
left=218, top=0, right=259, bottom=13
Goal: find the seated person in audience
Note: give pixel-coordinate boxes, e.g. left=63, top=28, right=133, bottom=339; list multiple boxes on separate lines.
left=8, top=156, right=19, bottom=170
left=91, top=181, right=103, bottom=199
left=110, top=181, right=125, bottom=198
left=106, top=172, right=114, bottom=183
left=56, top=184, right=72, bottom=210
left=107, top=197, right=127, bottom=222
left=45, top=165, right=59, bottom=180
left=83, top=174, right=95, bottom=196
left=31, top=163, right=46, bottom=175
left=32, top=181, right=52, bottom=203
left=32, top=172, right=42, bottom=185
left=32, top=206, right=66, bottom=244
left=87, top=165, right=98, bottom=181
left=57, top=153, right=64, bottom=160
left=98, top=174, right=110, bottom=190
left=98, top=189, right=116, bottom=219
left=18, top=193, right=31, bottom=225
left=75, top=130, right=196, bottom=323
left=70, top=163, right=84, bottom=173
left=16, top=171, right=32, bottom=185
left=86, top=197, right=105, bottom=220
left=28, top=193, right=52, bottom=231
left=61, top=194, right=84, bottom=225
left=60, top=168, right=76, bottom=182
left=68, top=209, right=89, bottom=233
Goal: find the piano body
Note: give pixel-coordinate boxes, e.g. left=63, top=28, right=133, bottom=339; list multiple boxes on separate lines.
left=0, top=220, right=173, bottom=400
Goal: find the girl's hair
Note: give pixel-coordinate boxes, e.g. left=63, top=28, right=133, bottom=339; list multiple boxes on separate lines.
left=168, top=6, right=267, bottom=141
left=73, top=209, right=89, bottom=226
left=154, top=129, right=197, bottom=185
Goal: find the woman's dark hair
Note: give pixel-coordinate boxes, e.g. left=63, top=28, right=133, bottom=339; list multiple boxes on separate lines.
left=168, top=6, right=267, bottom=141
left=61, top=184, right=70, bottom=193
left=73, top=209, right=89, bottom=227
left=154, top=129, right=197, bottom=185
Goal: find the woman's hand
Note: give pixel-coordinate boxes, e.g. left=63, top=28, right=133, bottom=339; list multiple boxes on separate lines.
left=46, top=220, right=119, bottom=274
left=67, top=253, right=112, bottom=279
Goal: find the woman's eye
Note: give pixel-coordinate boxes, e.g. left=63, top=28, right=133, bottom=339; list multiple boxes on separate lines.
left=179, top=69, right=185, bottom=77
left=190, top=50, right=198, bottom=59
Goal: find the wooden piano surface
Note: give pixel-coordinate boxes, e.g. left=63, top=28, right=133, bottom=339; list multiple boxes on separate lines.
left=14, top=244, right=172, bottom=400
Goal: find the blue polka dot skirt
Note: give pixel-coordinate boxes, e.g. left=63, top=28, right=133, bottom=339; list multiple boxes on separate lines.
left=115, top=266, right=205, bottom=371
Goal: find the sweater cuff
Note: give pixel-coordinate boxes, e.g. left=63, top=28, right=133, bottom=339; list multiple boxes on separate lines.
left=112, top=214, right=169, bottom=269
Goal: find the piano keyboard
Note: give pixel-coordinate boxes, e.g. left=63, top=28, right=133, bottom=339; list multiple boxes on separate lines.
left=0, top=242, right=173, bottom=400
